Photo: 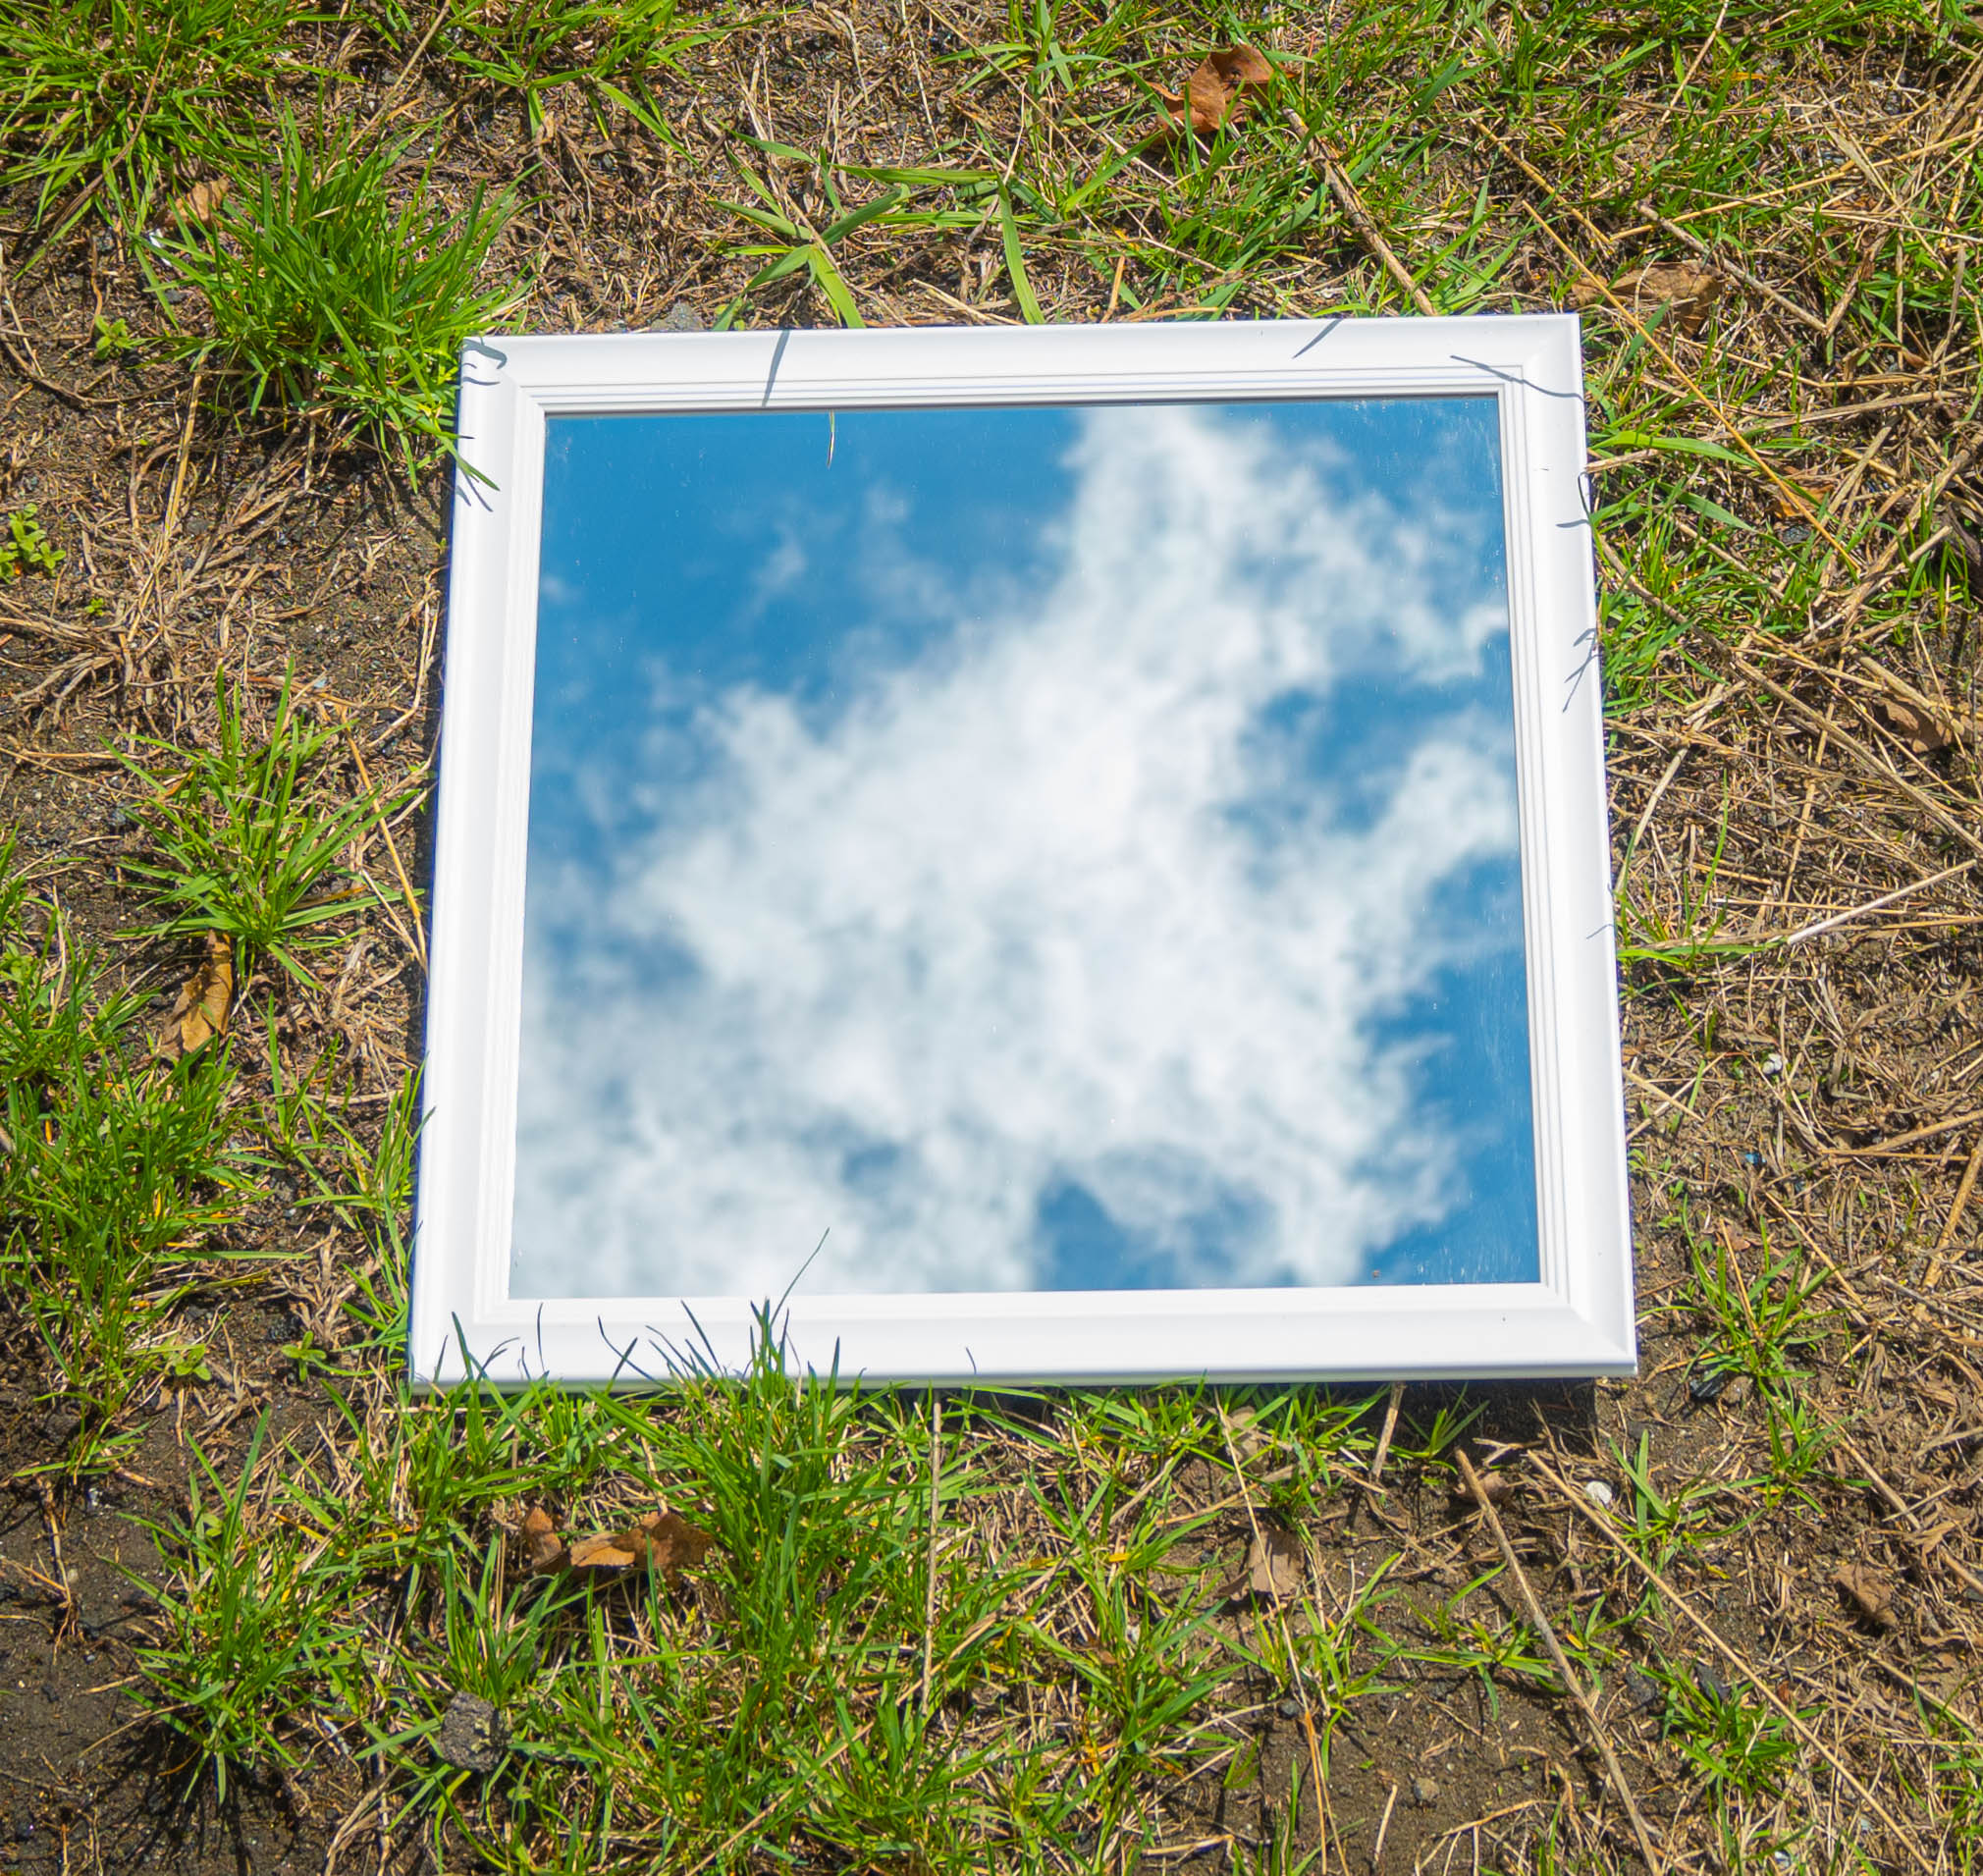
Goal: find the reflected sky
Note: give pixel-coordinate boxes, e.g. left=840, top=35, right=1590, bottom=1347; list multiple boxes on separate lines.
left=511, top=397, right=1538, bottom=1300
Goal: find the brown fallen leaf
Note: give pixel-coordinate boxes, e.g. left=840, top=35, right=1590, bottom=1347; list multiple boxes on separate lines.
left=1452, top=1468, right=1514, bottom=1508
left=566, top=1531, right=639, bottom=1571
left=158, top=933, right=233, bottom=1058
left=519, top=1505, right=566, bottom=1575
left=1877, top=695, right=1956, bottom=756
left=1154, top=43, right=1274, bottom=140
left=173, top=178, right=230, bottom=225
left=569, top=1509, right=717, bottom=1582
left=1833, top=1563, right=1898, bottom=1632
left=1571, top=260, right=1724, bottom=336
left=1220, top=1523, right=1303, bottom=1602
left=1225, top=1404, right=1270, bottom=1463
left=511, top=1502, right=716, bottom=1581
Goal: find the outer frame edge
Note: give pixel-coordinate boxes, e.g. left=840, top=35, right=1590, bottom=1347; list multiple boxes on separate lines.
left=409, top=314, right=1636, bottom=1394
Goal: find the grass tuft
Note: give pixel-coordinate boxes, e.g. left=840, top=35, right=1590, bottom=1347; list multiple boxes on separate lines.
left=0, top=0, right=294, bottom=236
left=0, top=842, right=246, bottom=1463
left=146, top=108, right=521, bottom=470
left=121, top=668, right=415, bottom=986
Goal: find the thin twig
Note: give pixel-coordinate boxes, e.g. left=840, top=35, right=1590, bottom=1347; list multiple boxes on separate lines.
left=1456, top=1452, right=1661, bottom=1873
left=1607, top=124, right=1981, bottom=241
left=1634, top=204, right=1829, bottom=335
left=1931, top=1138, right=1983, bottom=1272
left=1522, top=208, right=1851, bottom=564
left=1368, top=1381, right=1403, bottom=1485
left=1825, top=1421, right=1983, bottom=1598
left=1780, top=857, right=1977, bottom=947
left=332, top=708, right=427, bottom=972
left=1285, top=112, right=1436, bottom=316
left=1625, top=748, right=1688, bottom=864
left=359, top=2, right=452, bottom=144
left=1812, top=435, right=1983, bottom=649
left=1737, top=657, right=1983, bottom=859
left=1369, top=1780, right=1399, bottom=1872
left=1827, top=1107, right=1983, bottom=1158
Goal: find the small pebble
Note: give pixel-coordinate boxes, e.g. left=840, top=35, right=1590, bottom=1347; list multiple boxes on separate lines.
left=1411, top=1776, right=1439, bottom=1806
left=1582, top=1478, right=1615, bottom=1509
left=435, top=1691, right=507, bottom=1773
left=1761, top=1051, right=1784, bottom=1077
left=1277, top=1697, right=1300, bottom=1719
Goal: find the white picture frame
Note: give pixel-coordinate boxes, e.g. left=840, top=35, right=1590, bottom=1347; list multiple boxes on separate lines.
left=408, top=314, right=1634, bottom=1389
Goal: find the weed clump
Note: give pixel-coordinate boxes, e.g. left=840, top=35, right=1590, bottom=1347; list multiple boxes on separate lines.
left=0, top=845, right=245, bottom=1465
left=121, top=669, right=414, bottom=987
left=148, top=111, right=521, bottom=471
left=0, top=0, right=291, bottom=234
left=0, top=506, right=63, bottom=580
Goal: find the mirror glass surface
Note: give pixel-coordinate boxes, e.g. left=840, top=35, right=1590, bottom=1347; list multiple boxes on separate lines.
left=512, top=397, right=1538, bottom=1300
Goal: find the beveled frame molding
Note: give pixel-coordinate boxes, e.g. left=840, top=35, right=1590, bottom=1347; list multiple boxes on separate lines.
left=408, top=315, right=1635, bottom=1389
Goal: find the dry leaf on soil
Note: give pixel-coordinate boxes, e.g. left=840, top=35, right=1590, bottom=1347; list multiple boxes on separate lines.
left=1833, top=1562, right=1898, bottom=1632
left=173, top=178, right=230, bottom=225
left=1452, top=1468, right=1513, bottom=1508
left=569, top=1510, right=717, bottom=1581
left=1154, top=44, right=1274, bottom=140
left=519, top=1505, right=566, bottom=1575
left=158, top=932, right=233, bottom=1058
left=1877, top=695, right=1957, bottom=756
left=1571, top=260, right=1723, bottom=336
left=1225, top=1404, right=1269, bottom=1462
left=1221, top=1523, right=1303, bottom=1602
left=516, top=1504, right=716, bottom=1583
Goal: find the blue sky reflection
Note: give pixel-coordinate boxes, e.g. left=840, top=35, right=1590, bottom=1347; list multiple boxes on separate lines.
left=511, top=398, right=1538, bottom=1299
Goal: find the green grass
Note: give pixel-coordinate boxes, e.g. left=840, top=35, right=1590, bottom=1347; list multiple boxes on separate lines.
left=260, top=1024, right=421, bottom=1357
left=0, top=842, right=250, bottom=1470
left=707, top=0, right=1976, bottom=719
left=121, top=668, right=415, bottom=986
left=0, top=507, right=66, bottom=580
left=128, top=1322, right=1345, bottom=1867
left=0, top=0, right=295, bottom=236
left=147, top=108, right=522, bottom=470
left=131, top=1413, right=345, bottom=1800
left=429, top=0, right=736, bottom=140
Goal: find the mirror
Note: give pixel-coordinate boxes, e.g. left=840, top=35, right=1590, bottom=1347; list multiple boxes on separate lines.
left=412, top=316, right=1633, bottom=1386
left=512, top=396, right=1539, bottom=1303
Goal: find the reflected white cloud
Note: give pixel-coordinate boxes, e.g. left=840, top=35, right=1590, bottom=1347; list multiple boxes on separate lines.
left=512, top=402, right=1528, bottom=1299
